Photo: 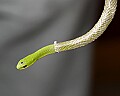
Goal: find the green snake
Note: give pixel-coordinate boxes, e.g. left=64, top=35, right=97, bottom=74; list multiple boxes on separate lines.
left=16, top=0, right=117, bottom=70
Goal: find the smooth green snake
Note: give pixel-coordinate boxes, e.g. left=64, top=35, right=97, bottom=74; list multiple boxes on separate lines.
left=16, top=0, right=117, bottom=70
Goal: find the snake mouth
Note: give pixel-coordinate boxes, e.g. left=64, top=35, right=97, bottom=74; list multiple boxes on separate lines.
left=19, top=65, right=28, bottom=70
left=23, top=65, right=28, bottom=68
left=16, top=64, right=28, bottom=70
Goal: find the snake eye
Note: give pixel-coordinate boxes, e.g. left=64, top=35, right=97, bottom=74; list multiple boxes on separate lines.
left=21, top=62, right=24, bottom=64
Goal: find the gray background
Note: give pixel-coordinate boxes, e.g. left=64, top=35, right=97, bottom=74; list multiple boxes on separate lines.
left=0, top=0, right=100, bottom=96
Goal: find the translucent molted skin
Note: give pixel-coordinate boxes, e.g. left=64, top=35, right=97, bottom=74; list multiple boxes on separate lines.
left=54, top=0, right=117, bottom=52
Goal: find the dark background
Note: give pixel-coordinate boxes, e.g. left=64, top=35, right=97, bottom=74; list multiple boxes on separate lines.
left=92, top=1, right=120, bottom=96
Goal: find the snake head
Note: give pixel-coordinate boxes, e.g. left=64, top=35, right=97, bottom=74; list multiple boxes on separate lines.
left=16, top=54, right=37, bottom=70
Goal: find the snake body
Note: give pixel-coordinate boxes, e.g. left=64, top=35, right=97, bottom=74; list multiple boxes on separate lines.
left=17, top=0, right=117, bottom=70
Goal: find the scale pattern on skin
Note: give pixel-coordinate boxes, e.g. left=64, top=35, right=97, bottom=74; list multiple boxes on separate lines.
left=17, top=0, right=117, bottom=70
left=54, top=0, right=117, bottom=52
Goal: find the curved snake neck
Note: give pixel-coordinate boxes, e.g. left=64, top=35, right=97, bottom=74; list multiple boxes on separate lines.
left=17, top=0, right=117, bottom=70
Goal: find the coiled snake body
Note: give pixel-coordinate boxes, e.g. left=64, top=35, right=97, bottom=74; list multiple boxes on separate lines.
left=17, top=0, right=117, bottom=70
